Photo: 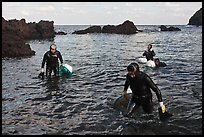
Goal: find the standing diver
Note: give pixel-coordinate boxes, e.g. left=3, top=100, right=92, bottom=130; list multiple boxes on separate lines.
left=39, top=44, right=63, bottom=79
left=123, top=62, right=172, bottom=120
left=143, top=43, right=156, bottom=61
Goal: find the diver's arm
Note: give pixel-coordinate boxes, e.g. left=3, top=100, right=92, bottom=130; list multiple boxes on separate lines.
left=145, top=73, right=166, bottom=112
left=41, top=52, right=47, bottom=68
left=143, top=51, right=147, bottom=56
left=124, top=75, right=130, bottom=92
left=151, top=50, right=156, bottom=56
left=58, top=51, right=63, bottom=64
left=145, top=74, right=162, bottom=102
left=161, top=62, right=167, bottom=67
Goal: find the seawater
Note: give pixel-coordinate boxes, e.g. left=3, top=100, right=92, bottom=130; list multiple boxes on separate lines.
left=2, top=25, right=202, bottom=135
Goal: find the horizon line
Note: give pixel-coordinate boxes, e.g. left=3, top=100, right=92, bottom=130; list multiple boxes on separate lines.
left=54, top=24, right=192, bottom=25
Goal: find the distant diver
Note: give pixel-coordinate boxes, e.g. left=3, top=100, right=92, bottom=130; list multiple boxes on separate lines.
left=143, top=43, right=156, bottom=61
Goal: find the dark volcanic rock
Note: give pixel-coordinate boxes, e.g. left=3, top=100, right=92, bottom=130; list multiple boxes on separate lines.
left=72, top=20, right=139, bottom=35
left=55, top=31, right=67, bottom=35
left=102, top=20, right=138, bottom=34
left=159, top=25, right=181, bottom=31
left=101, top=25, right=117, bottom=33
left=2, top=33, right=35, bottom=57
left=35, top=20, right=55, bottom=39
left=2, top=17, right=55, bottom=58
left=72, top=26, right=101, bottom=34
left=188, top=8, right=202, bottom=26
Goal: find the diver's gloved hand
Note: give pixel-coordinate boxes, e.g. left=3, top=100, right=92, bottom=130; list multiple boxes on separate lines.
left=41, top=68, right=44, bottom=73
left=38, top=68, right=45, bottom=79
left=159, top=102, right=166, bottom=113
left=150, top=48, right=153, bottom=51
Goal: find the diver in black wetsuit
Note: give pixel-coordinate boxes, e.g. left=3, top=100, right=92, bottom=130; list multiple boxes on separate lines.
left=123, top=62, right=166, bottom=117
left=143, top=43, right=156, bottom=61
left=154, top=58, right=167, bottom=67
left=40, top=44, right=63, bottom=78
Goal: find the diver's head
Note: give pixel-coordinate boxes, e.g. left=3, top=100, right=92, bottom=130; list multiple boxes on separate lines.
left=155, top=58, right=160, bottom=66
left=50, top=44, right=57, bottom=53
left=127, top=63, right=140, bottom=78
left=147, top=43, right=152, bottom=50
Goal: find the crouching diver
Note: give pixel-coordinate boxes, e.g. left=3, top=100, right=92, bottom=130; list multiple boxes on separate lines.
left=123, top=62, right=171, bottom=120
left=38, top=44, right=63, bottom=79
left=154, top=58, right=167, bottom=67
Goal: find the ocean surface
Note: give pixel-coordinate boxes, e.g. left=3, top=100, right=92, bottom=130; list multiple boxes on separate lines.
left=2, top=25, right=202, bottom=135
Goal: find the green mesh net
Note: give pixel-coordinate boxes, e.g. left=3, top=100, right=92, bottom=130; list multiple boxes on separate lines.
left=59, top=65, right=72, bottom=77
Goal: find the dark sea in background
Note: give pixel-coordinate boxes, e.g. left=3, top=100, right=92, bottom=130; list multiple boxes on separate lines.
left=2, top=25, right=202, bottom=135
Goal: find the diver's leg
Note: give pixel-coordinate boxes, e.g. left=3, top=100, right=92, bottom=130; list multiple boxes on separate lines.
left=125, top=97, right=139, bottom=117
left=142, top=95, right=153, bottom=114
left=53, top=65, right=59, bottom=77
left=46, top=67, right=48, bottom=77
left=126, top=102, right=135, bottom=117
left=53, top=66, right=57, bottom=77
left=46, top=67, right=52, bottom=78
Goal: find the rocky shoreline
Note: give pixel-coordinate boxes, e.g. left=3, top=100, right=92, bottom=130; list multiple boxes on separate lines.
left=2, top=17, right=55, bottom=58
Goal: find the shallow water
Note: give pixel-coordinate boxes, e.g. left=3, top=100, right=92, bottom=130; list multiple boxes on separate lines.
left=2, top=25, right=202, bottom=135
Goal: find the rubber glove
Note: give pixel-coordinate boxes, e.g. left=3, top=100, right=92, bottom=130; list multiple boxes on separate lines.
left=41, top=68, right=44, bottom=73
left=159, top=102, right=166, bottom=113
left=38, top=68, right=44, bottom=79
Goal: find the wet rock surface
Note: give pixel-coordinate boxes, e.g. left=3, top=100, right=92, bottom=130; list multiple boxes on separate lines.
left=72, top=20, right=139, bottom=35
left=2, top=17, right=55, bottom=58
left=188, top=8, right=202, bottom=26
left=159, top=25, right=181, bottom=31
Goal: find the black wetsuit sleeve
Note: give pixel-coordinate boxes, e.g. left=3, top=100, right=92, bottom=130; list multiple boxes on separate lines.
left=124, top=75, right=130, bottom=91
left=151, top=50, right=156, bottom=56
left=41, top=52, right=47, bottom=68
left=145, top=74, right=162, bottom=102
left=143, top=51, right=147, bottom=56
left=161, top=62, right=167, bottom=67
left=58, top=51, right=63, bottom=64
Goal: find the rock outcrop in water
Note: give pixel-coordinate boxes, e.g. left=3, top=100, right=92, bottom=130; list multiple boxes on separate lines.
left=159, top=25, right=181, bottom=31
left=55, top=31, right=67, bottom=35
left=188, top=8, right=202, bottom=26
left=72, top=26, right=101, bottom=34
left=2, top=17, right=55, bottom=58
left=102, top=20, right=140, bottom=34
left=72, top=20, right=140, bottom=35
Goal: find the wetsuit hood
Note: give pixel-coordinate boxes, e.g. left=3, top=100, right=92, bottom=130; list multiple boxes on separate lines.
left=127, top=62, right=140, bottom=72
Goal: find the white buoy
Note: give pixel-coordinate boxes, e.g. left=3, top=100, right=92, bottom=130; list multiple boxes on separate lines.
left=138, top=57, right=147, bottom=64
left=63, top=64, right=73, bottom=73
left=146, top=60, right=156, bottom=67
